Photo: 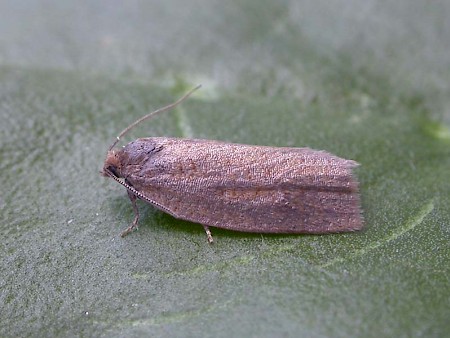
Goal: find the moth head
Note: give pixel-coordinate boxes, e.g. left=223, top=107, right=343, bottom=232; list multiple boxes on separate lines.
left=102, top=85, right=200, bottom=180
left=102, top=150, right=122, bottom=178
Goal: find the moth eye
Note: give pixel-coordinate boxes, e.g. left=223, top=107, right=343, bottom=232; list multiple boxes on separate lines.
left=108, top=166, right=120, bottom=177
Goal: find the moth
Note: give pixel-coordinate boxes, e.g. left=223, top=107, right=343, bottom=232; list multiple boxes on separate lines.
left=102, top=86, right=363, bottom=243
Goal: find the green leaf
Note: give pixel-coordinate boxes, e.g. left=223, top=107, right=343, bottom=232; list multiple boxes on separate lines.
left=1, top=1, right=449, bottom=337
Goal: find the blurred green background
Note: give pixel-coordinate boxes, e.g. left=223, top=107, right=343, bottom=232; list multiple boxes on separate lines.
left=1, top=1, right=449, bottom=337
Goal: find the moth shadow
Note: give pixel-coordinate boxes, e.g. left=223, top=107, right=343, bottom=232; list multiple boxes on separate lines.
left=156, top=209, right=303, bottom=242
left=109, top=197, right=302, bottom=242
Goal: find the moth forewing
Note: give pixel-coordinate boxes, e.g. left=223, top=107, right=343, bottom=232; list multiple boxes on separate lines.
left=108, top=137, right=362, bottom=240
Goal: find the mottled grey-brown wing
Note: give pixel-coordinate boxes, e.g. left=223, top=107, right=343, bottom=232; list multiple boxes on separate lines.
left=126, top=138, right=362, bottom=233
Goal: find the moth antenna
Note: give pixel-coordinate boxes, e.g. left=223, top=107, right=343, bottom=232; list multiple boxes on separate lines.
left=109, top=84, right=202, bottom=150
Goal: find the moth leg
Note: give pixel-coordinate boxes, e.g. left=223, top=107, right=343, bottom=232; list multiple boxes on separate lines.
left=203, top=225, right=214, bottom=244
left=121, top=190, right=140, bottom=237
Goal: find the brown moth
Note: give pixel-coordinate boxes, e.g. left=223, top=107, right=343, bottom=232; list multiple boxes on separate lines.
left=102, top=86, right=363, bottom=243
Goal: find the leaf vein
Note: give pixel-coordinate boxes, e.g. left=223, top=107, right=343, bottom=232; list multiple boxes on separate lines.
left=320, top=198, right=435, bottom=268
